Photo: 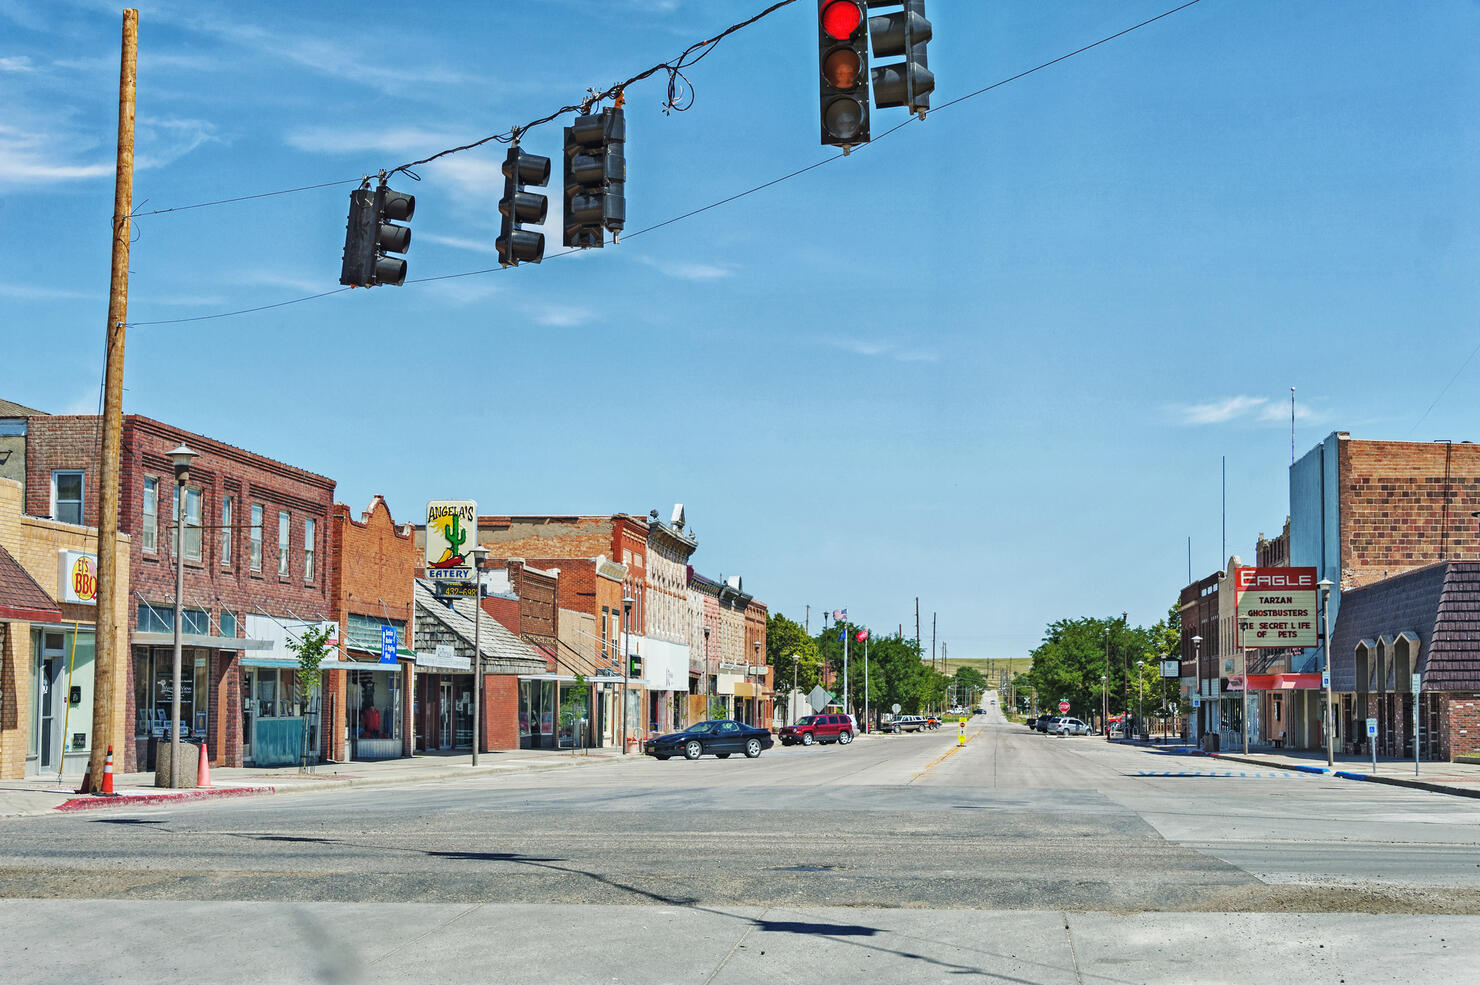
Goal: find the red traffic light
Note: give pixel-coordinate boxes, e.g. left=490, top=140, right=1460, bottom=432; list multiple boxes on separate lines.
left=820, top=0, right=863, bottom=41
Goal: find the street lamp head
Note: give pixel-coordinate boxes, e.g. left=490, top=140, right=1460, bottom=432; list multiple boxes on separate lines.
left=167, top=443, right=197, bottom=482
left=622, top=595, right=634, bottom=614
left=1317, top=577, right=1333, bottom=593
left=1191, top=635, right=1202, bottom=644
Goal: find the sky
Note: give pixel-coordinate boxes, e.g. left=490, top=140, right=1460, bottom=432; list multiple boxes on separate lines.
left=2, top=0, right=1478, bottom=659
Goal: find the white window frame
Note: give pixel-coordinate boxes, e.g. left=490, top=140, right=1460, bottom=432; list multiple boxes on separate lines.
left=304, top=517, right=316, bottom=582
left=221, top=496, right=234, bottom=568
left=142, top=477, right=158, bottom=553
left=172, top=484, right=203, bottom=561
left=250, top=504, right=263, bottom=572
left=278, top=510, right=291, bottom=577
left=51, top=470, right=84, bottom=525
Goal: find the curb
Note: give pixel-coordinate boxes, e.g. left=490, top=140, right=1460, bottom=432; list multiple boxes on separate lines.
left=54, top=786, right=273, bottom=812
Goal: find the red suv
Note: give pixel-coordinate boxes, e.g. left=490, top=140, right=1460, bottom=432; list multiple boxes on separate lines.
left=778, top=714, right=855, bottom=747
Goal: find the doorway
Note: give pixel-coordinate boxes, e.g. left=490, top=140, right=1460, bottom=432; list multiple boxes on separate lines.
left=439, top=681, right=453, bottom=749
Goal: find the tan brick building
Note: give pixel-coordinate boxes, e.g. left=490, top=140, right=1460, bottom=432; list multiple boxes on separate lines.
left=0, top=477, right=130, bottom=779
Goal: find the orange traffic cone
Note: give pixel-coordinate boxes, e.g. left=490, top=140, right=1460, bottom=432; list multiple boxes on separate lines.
left=197, top=741, right=212, bottom=788
left=99, top=745, right=118, bottom=797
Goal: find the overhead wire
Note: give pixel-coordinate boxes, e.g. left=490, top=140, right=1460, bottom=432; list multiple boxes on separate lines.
left=124, top=0, right=1205, bottom=328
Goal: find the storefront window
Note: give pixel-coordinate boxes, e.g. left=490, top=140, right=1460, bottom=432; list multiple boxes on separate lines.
left=349, top=669, right=401, bottom=754
left=133, top=647, right=210, bottom=739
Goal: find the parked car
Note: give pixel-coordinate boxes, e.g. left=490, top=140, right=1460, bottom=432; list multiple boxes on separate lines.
left=1051, top=717, right=1091, bottom=736
left=925, top=716, right=942, bottom=730
left=1035, top=716, right=1061, bottom=733
left=1025, top=716, right=1038, bottom=729
left=778, top=713, right=855, bottom=746
left=883, top=715, right=928, bottom=733
left=644, top=719, right=774, bottom=760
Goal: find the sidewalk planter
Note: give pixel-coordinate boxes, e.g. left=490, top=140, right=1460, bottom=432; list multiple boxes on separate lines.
left=152, top=740, right=200, bottom=788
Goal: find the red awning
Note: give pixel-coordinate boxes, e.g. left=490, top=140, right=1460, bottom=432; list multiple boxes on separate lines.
left=1228, top=673, right=1322, bottom=691
left=0, top=544, right=62, bottom=623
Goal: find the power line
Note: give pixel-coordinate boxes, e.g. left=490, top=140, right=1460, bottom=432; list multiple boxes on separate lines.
left=1409, top=333, right=1480, bottom=434
left=128, top=178, right=361, bottom=219
left=125, top=0, right=1205, bottom=328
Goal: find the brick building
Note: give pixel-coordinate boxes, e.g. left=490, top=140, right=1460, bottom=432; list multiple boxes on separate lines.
left=688, top=568, right=723, bottom=722
left=1291, top=433, right=1480, bottom=755
left=0, top=477, right=131, bottom=779
left=25, top=413, right=335, bottom=771
left=326, top=496, right=417, bottom=762
left=1329, top=562, right=1480, bottom=761
left=1178, top=569, right=1222, bottom=742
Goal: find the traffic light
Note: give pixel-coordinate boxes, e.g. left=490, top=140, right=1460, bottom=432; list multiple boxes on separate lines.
left=818, top=0, right=870, bottom=148
left=497, top=144, right=551, bottom=266
left=339, top=175, right=415, bottom=287
left=562, top=105, right=626, bottom=249
left=868, top=0, right=933, bottom=116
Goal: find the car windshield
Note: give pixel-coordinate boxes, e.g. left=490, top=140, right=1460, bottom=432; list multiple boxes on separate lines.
left=684, top=722, right=716, bottom=734
left=796, top=716, right=816, bottom=725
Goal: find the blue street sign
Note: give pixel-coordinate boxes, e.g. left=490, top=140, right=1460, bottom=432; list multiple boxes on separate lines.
left=1192, top=696, right=1201, bottom=709
left=380, top=625, right=398, bottom=664
left=1365, top=717, right=1378, bottom=738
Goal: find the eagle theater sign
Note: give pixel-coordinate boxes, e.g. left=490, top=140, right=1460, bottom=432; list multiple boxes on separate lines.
left=1236, top=566, right=1318, bottom=648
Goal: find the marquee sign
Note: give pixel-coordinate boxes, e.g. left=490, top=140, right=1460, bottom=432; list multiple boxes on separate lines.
left=1236, top=566, right=1318, bottom=648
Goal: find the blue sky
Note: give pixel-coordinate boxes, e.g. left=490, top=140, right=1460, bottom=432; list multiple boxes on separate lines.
left=2, top=0, right=1478, bottom=657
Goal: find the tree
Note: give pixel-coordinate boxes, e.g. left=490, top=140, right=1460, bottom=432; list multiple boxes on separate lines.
left=285, top=623, right=333, bottom=771
left=767, top=612, right=821, bottom=697
left=953, top=665, right=987, bottom=706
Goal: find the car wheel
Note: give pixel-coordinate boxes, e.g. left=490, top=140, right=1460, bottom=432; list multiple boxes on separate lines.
left=802, top=732, right=815, bottom=746
left=655, top=755, right=670, bottom=761
left=684, top=740, right=703, bottom=760
left=716, top=753, right=731, bottom=759
left=837, top=731, right=852, bottom=745
left=744, top=738, right=762, bottom=758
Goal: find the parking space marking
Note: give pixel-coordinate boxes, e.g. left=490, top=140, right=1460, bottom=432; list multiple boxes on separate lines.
left=1132, top=770, right=1313, bottom=779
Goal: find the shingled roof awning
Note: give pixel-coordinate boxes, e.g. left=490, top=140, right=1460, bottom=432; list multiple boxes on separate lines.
left=0, top=544, right=62, bottom=623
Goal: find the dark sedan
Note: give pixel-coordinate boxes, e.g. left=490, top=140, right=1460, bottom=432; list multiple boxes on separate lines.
left=643, top=719, right=774, bottom=761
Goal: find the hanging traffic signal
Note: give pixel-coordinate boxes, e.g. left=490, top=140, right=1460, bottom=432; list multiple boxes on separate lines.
left=338, top=175, right=415, bottom=287
left=562, top=105, right=626, bottom=249
left=818, top=0, right=870, bottom=148
left=868, top=0, right=933, bottom=116
left=497, top=144, right=551, bottom=266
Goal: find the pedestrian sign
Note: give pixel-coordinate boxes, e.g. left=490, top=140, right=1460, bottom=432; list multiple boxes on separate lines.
left=380, top=625, right=397, bottom=664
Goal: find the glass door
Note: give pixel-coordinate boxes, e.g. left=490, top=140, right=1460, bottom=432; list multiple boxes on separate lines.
left=439, top=681, right=452, bottom=748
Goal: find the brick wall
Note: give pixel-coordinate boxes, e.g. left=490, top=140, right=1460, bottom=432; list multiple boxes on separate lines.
left=485, top=673, right=519, bottom=750
left=0, top=477, right=130, bottom=778
left=511, top=562, right=558, bottom=639
left=1340, top=439, right=1480, bottom=589
left=331, top=496, right=418, bottom=647
left=1445, top=696, right=1480, bottom=759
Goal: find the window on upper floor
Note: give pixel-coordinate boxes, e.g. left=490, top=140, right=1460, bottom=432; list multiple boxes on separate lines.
left=250, top=504, right=263, bottom=572
left=221, top=496, right=234, bottom=568
left=278, top=510, right=290, bottom=577
left=304, top=517, right=316, bottom=582
left=52, top=470, right=83, bottom=525
left=142, top=477, right=158, bottom=553
left=172, top=485, right=203, bottom=561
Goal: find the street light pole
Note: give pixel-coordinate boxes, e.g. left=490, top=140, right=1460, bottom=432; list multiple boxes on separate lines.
left=1192, top=635, right=1203, bottom=745
left=1319, top=577, right=1334, bottom=767
left=753, top=640, right=761, bottom=726
left=468, top=545, right=487, bottom=766
left=166, top=443, right=196, bottom=789
left=1136, top=660, right=1145, bottom=738
left=1100, top=674, right=1108, bottom=738
left=791, top=653, right=798, bottom=726
left=623, top=596, right=634, bottom=753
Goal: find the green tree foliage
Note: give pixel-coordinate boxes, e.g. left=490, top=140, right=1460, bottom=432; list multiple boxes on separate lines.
left=285, top=623, right=334, bottom=771
left=767, top=612, right=822, bottom=695
left=814, top=626, right=950, bottom=723
left=1023, top=605, right=1182, bottom=724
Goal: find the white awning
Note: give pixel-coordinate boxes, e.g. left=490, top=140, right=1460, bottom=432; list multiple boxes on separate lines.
left=415, top=650, right=471, bottom=671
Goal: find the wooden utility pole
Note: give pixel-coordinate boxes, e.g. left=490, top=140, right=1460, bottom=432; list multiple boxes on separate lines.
left=85, top=8, right=137, bottom=793
left=931, top=612, right=936, bottom=672
left=914, top=597, right=920, bottom=659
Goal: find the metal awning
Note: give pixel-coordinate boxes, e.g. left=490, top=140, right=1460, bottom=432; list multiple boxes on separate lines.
left=322, top=658, right=403, bottom=674
left=239, top=656, right=299, bottom=669
left=134, top=632, right=273, bottom=650
left=416, top=650, right=471, bottom=672
left=347, top=643, right=416, bottom=660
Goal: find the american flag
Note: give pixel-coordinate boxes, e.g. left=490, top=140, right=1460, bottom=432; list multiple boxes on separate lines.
left=832, top=608, right=847, bottom=621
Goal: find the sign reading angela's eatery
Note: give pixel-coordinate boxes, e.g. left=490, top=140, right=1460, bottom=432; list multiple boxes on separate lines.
left=425, top=500, right=477, bottom=582
left=1236, top=566, right=1318, bottom=648
left=57, top=550, right=98, bottom=605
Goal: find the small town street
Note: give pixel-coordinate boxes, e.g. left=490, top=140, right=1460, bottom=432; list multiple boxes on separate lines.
left=5, top=707, right=1480, bottom=983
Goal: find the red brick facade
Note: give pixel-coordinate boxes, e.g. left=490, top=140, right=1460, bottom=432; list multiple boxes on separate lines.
left=329, top=496, right=418, bottom=761
left=26, top=414, right=335, bottom=771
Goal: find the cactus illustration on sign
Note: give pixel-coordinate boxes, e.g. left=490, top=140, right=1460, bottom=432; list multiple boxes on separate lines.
left=429, top=513, right=469, bottom=569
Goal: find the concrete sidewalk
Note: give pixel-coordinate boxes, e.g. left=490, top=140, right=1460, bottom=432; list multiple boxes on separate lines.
left=1111, top=735, right=1480, bottom=798
left=0, top=746, right=629, bottom=817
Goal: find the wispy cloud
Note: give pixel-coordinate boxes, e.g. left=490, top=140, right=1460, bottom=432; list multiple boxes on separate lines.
left=0, top=283, right=93, bottom=301
left=422, top=278, right=501, bottom=307
left=418, top=232, right=500, bottom=255
left=1171, top=394, right=1323, bottom=426
left=634, top=255, right=736, bottom=281
left=822, top=336, right=940, bottom=363
left=0, top=55, right=36, bottom=72
left=135, top=116, right=221, bottom=170
left=529, top=303, right=591, bottom=328
left=284, top=125, right=468, bottom=158
left=0, top=121, right=110, bottom=184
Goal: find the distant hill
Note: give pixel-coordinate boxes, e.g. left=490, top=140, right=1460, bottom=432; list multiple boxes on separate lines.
left=936, top=657, right=1032, bottom=684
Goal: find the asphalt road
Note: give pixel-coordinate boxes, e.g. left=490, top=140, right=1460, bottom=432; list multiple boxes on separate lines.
left=5, top=705, right=1480, bottom=983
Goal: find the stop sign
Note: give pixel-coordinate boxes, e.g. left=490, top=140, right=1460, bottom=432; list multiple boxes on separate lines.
left=1058, top=700, right=1070, bottom=713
